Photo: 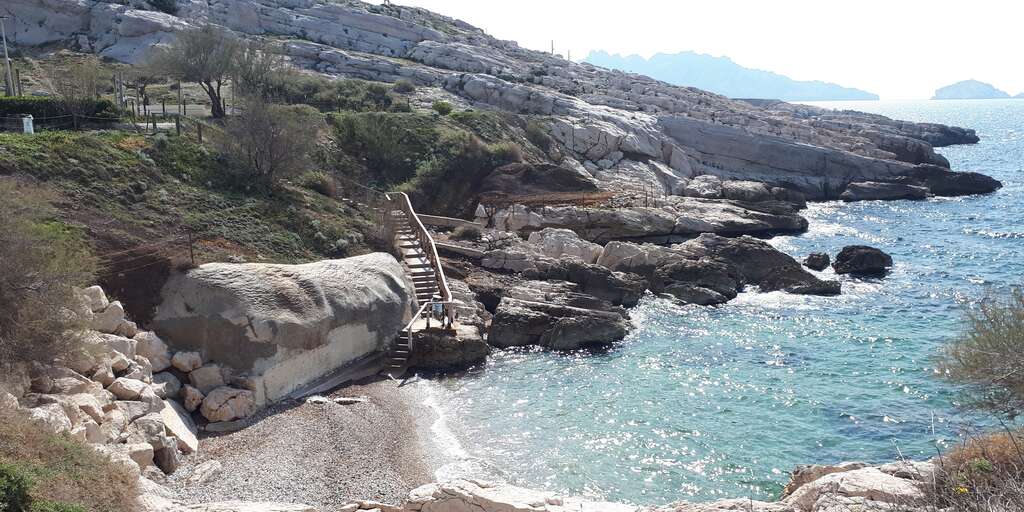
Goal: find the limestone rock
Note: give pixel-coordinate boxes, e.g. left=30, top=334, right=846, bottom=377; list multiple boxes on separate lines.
left=161, top=399, right=199, bottom=454
left=832, top=246, right=893, bottom=276
left=152, top=253, right=411, bottom=403
left=182, top=385, right=205, bottom=412
left=29, top=403, right=72, bottom=433
left=135, top=332, right=172, bottom=372
left=172, top=352, right=203, bottom=373
left=411, top=324, right=491, bottom=371
left=201, top=387, right=256, bottom=423
left=92, top=301, right=127, bottom=334
left=79, top=285, right=110, bottom=312
left=803, top=253, right=831, bottom=271
left=683, top=174, right=723, bottom=198
left=120, top=442, right=155, bottom=469
left=66, top=393, right=105, bottom=424
left=481, top=162, right=599, bottom=197
left=840, top=182, right=928, bottom=201
left=782, top=467, right=925, bottom=512
left=896, top=164, right=1001, bottom=197
left=489, top=298, right=630, bottom=350
left=721, top=180, right=772, bottom=202
left=100, top=334, right=138, bottom=359
left=782, top=462, right=869, bottom=497
left=407, top=479, right=637, bottom=512
left=109, top=377, right=149, bottom=400
left=189, top=365, right=226, bottom=394
left=186, top=460, right=223, bottom=486
left=152, top=372, right=182, bottom=399
left=526, top=228, right=604, bottom=264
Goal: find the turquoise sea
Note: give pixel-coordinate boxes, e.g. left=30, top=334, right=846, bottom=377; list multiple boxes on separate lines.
left=422, top=100, right=1024, bottom=504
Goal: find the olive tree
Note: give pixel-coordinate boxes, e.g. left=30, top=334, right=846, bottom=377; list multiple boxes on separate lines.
left=938, top=288, right=1024, bottom=418
left=149, top=24, right=238, bottom=118
left=0, top=180, right=96, bottom=367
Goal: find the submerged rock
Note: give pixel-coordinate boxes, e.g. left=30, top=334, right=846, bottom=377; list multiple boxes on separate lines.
left=832, top=246, right=893, bottom=276
left=840, top=182, right=928, bottom=201
left=803, top=253, right=831, bottom=271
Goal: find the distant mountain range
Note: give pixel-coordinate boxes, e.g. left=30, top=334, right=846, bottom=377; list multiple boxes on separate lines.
left=584, top=50, right=879, bottom=101
left=932, top=80, right=1020, bottom=100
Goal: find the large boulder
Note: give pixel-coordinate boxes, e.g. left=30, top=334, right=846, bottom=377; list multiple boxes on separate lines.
left=832, top=246, right=893, bottom=276
left=489, top=298, right=630, bottom=350
left=721, top=180, right=772, bottom=202
left=782, top=467, right=926, bottom=512
left=407, top=479, right=635, bottom=512
left=525, top=258, right=645, bottom=308
left=200, top=387, right=256, bottom=423
left=526, top=228, right=603, bottom=264
left=803, top=253, right=831, bottom=271
left=134, top=332, right=172, bottom=372
left=152, top=253, right=413, bottom=403
left=411, top=324, right=491, bottom=372
left=839, top=182, right=928, bottom=201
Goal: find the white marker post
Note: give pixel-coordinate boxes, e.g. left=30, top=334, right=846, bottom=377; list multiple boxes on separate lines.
left=22, top=115, right=33, bottom=134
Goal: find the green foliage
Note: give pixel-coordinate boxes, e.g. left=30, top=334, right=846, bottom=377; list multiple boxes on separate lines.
left=266, top=75, right=407, bottom=112
left=451, top=224, right=482, bottom=241
left=148, top=0, right=178, bottom=15
left=938, top=288, right=1024, bottom=418
left=392, top=79, right=416, bottom=94
left=0, top=97, right=119, bottom=123
left=432, top=100, right=454, bottom=116
left=400, top=129, right=523, bottom=216
left=0, top=463, right=32, bottom=512
left=0, top=179, right=96, bottom=367
left=0, top=410, right=136, bottom=512
left=299, top=171, right=336, bottom=197
left=525, top=119, right=553, bottom=152
left=329, top=112, right=439, bottom=185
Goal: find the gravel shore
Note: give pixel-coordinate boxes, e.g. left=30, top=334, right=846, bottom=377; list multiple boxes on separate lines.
left=167, top=377, right=435, bottom=508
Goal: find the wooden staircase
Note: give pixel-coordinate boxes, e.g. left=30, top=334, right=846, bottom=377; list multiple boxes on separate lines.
left=381, top=196, right=454, bottom=379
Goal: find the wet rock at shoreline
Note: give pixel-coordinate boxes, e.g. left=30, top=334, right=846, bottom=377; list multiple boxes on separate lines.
left=832, top=246, right=893, bottom=277
left=840, top=182, right=929, bottom=202
left=803, top=253, right=831, bottom=271
left=895, top=164, right=1002, bottom=197
left=489, top=297, right=630, bottom=350
left=410, top=324, right=491, bottom=371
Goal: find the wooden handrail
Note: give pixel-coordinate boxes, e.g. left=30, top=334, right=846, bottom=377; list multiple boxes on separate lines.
left=385, top=191, right=456, bottom=327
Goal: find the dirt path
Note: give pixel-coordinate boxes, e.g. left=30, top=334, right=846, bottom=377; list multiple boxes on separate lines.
left=167, top=377, right=434, bottom=508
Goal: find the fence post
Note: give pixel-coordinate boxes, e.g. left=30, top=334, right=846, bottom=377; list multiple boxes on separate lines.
left=162, top=99, right=166, bottom=117
left=187, top=230, right=195, bottom=267
left=177, top=82, right=183, bottom=115
left=175, top=114, right=181, bottom=136
left=197, top=123, right=203, bottom=143
left=150, top=113, right=156, bottom=132
left=14, top=68, right=21, bottom=96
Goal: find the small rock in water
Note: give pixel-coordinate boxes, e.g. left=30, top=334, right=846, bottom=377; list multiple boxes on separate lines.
left=803, top=252, right=831, bottom=271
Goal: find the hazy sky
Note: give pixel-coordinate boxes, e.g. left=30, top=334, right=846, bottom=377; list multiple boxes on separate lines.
left=378, top=0, right=1024, bottom=99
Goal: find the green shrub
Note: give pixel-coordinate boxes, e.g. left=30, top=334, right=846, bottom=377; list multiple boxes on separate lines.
left=432, top=100, right=453, bottom=116
left=148, top=0, right=177, bottom=15
left=0, top=463, right=33, bottom=511
left=0, top=180, right=96, bottom=368
left=938, top=288, right=1024, bottom=418
left=265, top=75, right=404, bottom=113
left=525, top=119, right=553, bottom=152
left=299, top=171, right=336, bottom=196
left=0, top=410, right=137, bottom=512
left=0, top=97, right=119, bottom=125
left=393, top=79, right=416, bottom=94
left=451, top=225, right=482, bottom=241
left=329, top=112, right=439, bottom=185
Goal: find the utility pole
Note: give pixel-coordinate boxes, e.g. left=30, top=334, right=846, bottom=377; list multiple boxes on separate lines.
left=551, top=40, right=554, bottom=55
left=0, top=16, right=14, bottom=97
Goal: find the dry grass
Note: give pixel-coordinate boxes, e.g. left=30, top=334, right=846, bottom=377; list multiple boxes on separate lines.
left=927, top=429, right=1024, bottom=511
left=0, top=410, right=138, bottom=511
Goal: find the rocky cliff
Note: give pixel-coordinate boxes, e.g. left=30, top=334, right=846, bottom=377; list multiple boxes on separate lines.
left=3, top=0, right=997, bottom=201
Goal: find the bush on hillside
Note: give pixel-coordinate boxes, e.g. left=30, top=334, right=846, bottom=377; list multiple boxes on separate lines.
left=451, top=225, right=482, bottom=241
left=937, top=288, right=1024, bottom=418
left=148, top=0, right=178, bottom=15
left=0, top=97, right=119, bottom=124
left=0, top=410, right=136, bottom=512
left=400, top=129, right=523, bottom=216
left=432, top=100, right=454, bottom=116
left=265, top=74, right=407, bottom=113
left=329, top=112, right=439, bottom=185
left=525, top=119, right=553, bottom=152
left=217, top=98, right=324, bottom=193
left=299, top=171, right=337, bottom=197
left=0, top=180, right=96, bottom=368
left=393, top=79, right=416, bottom=94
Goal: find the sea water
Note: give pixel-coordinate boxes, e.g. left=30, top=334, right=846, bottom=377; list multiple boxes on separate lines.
left=422, top=100, right=1024, bottom=504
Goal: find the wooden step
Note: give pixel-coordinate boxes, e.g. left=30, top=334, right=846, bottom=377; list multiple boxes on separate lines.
left=408, top=263, right=433, bottom=269
left=399, top=243, right=420, bottom=249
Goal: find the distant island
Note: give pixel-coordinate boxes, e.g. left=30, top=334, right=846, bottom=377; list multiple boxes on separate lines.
left=584, top=50, right=879, bottom=101
left=932, top=79, right=1011, bottom=99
